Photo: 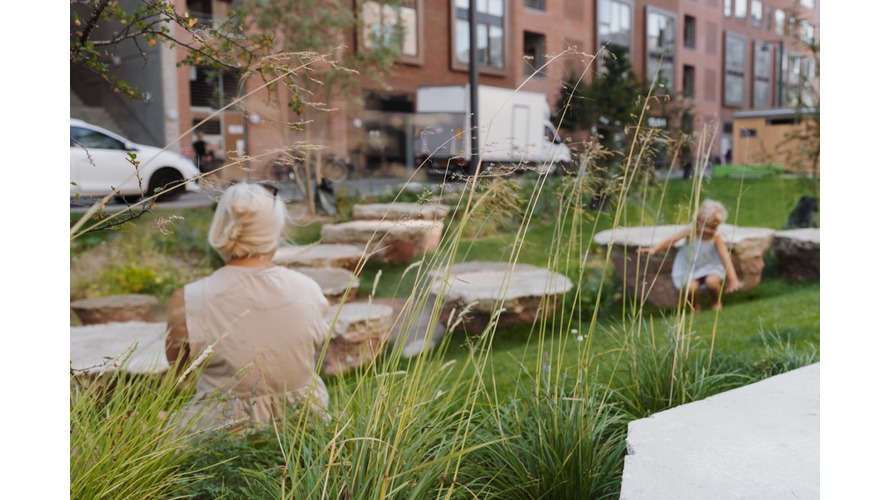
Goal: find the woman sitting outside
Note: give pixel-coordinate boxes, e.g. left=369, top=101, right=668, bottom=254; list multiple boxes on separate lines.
left=166, top=182, right=330, bottom=432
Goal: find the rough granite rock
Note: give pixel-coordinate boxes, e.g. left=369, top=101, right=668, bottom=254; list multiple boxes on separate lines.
left=593, top=224, right=775, bottom=308
left=352, top=202, right=451, bottom=221
left=71, top=294, right=160, bottom=325
left=772, top=228, right=820, bottom=281
left=273, top=244, right=365, bottom=272
left=322, top=303, right=393, bottom=376
left=292, top=267, right=360, bottom=302
left=320, top=219, right=444, bottom=264
left=430, top=262, right=574, bottom=333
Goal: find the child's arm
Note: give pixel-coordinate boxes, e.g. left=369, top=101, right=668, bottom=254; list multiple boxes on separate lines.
left=714, top=234, right=742, bottom=292
left=638, top=228, right=690, bottom=255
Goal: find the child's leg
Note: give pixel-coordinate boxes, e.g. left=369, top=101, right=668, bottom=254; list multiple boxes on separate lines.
left=682, top=279, right=703, bottom=311
left=704, top=274, right=724, bottom=310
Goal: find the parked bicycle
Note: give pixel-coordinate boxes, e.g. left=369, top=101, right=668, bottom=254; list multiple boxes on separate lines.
left=268, top=152, right=355, bottom=216
left=270, top=153, right=355, bottom=185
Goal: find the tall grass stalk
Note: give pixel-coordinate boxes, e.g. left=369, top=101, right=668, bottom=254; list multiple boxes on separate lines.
left=70, top=355, right=205, bottom=498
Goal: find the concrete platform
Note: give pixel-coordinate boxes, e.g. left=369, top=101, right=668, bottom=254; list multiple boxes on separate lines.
left=620, top=363, right=819, bottom=499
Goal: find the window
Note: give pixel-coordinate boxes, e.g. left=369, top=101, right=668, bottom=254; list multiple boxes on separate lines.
left=765, top=6, right=772, bottom=31
left=683, top=65, right=695, bottom=98
left=523, top=31, right=546, bottom=76
left=684, top=15, right=697, bottom=49
left=186, top=0, right=237, bottom=32
left=724, top=0, right=732, bottom=17
left=800, top=0, right=814, bottom=8
left=734, top=0, right=747, bottom=20
left=362, top=1, right=421, bottom=62
left=751, top=0, right=762, bottom=27
left=800, top=19, right=815, bottom=44
left=524, top=0, right=545, bottom=10
left=646, top=8, right=676, bottom=93
left=775, top=9, right=785, bottom=35
left=190, top=66, right=240, bottom=109
left=752, top=41, right=771, bottom=108
left=723, top=32, right=747, bottom=106
left=454, top=0, right=505, bottom=70
left=71, top=127, right=125, bottom=150
left=597, top=0, right=632, bottom=50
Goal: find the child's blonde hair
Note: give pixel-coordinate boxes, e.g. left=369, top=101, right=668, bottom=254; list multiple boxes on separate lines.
left=695, top=199, right=727, bottom=226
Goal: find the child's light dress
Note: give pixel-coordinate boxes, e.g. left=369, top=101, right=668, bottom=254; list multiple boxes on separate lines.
left=671, top=237, right=725, bottom=289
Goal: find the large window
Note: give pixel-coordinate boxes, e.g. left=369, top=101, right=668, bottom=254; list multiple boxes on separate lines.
left=646, top=8, right=676, bottom=93
left=454, top=0, right=505, bottom=70
left=723, top=32, right=747, bottom=107
left=597, top=0, right=633, bottom=50
left=524, top=0, right=545, bottom=10
left=751, top=0, right=762, bottom=27
left=752, top=41, right=771, bottom=108
left=523, top=31, right=546, bottom=76
left=734, top=0, right=747, bottom=20
left=775, top=9, right=785, bottom=35
left=684, top=15, right=697, bottom=49
left=362, top=1, right=421, bottom=62
left=190, top=66, right=240, bottom=109
left=683, top=65, right=695, bottom=99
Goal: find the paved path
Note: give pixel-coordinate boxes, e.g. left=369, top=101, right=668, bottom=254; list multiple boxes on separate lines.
left=620, top=363, right=819, bottom=499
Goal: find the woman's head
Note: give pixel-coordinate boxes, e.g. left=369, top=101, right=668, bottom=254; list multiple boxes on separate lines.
left=208, top=183, right=286, bottom=261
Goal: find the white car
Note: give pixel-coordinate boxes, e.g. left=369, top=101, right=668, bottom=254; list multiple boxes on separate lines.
left=70, top=118, right=201, bottom=201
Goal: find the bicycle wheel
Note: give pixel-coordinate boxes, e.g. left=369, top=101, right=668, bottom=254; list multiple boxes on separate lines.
left=321, top=159, right=349, bottom=183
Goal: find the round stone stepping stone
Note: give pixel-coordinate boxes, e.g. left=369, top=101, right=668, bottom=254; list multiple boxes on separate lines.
left=321, top=219, right=444, bottom=264
left=273, top=244, right=365, bottom=272
left=772, top=228, right=819, bottom=281
left=593, top=224, right=775, bottom=307
left=70, top=321, right=169, bottom=375
left=352, top=202, right=451, bottom=221
left=430, top=261, right=574, bottom=333
left=322, top=302, right=393, bottom=376
left=293, top=267, right=360, bottom=302
left=71, top=294, right=160, bottom=325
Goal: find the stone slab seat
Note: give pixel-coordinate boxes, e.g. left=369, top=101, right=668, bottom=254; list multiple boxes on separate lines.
left=293, top=266, right=360, bottom=303
left=71, top=294, right=160, bottom=325
left=593, top=224, right=775, bottom=308
left=322, top=302, right=393, bottom=376
left=772, top=228, right=819, bottom=281
left=70, top=321, right=169, bottom=375
left=273, top=244, right=365, bottom=272
left=352, top=202, right=451, bottom=221
left=429, top=261, right=574, bottom=333
left=320, top=219, right=444, bottom=264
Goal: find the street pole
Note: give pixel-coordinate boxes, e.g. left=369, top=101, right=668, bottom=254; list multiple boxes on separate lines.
left=777, top=40, right=785, bottom=108
left=468, top=0, right=479, bottom=172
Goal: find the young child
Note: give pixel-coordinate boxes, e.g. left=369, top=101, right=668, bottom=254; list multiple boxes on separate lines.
left=638, top=199, right=742, bottom=311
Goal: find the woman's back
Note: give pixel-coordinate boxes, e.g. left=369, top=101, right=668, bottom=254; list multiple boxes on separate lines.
left=184, top=265, right=330, bottom=423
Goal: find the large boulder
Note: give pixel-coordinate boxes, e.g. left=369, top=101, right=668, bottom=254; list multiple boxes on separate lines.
left=321, top=219, right=444, bottom=264
left=772, top=228, right=819, bottom=281
left=429, top=261, right=574, bottom=333
left=71, top=294, right=160, bottom=325
left=273, top=244, right=365, bottom=272
left=593, top=225, right=775, bottom=308
left=352, top=202, right=451, bottom=221
left=323, top=302, right=393, bottom=376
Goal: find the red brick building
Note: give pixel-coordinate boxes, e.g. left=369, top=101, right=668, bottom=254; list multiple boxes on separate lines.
left=70, top=0, right=819, bottom=178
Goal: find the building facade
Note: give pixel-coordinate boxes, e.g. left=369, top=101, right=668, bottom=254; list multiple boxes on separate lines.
left=70, top=0, right=819, bottom=178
